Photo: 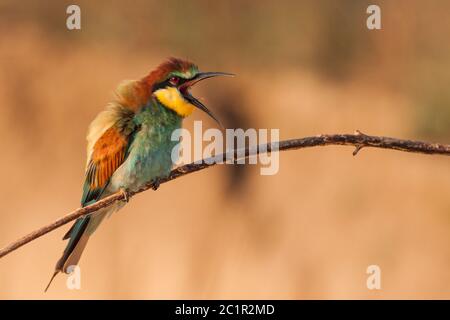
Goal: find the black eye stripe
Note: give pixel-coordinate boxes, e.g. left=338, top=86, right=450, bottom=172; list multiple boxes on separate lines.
left=152, top=77, right=188, bottom=92
left=173, top=77, right=188, bottom=86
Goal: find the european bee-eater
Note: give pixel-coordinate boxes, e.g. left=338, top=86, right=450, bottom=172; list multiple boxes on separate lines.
left=46, top=57, right=232, bottom=291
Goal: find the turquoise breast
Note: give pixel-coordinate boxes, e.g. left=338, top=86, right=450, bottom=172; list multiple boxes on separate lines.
left=108, top=100, right=182, bottom=193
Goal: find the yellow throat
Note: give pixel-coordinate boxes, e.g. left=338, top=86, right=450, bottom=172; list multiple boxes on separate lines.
left=154, top=87, right=195, bottom=117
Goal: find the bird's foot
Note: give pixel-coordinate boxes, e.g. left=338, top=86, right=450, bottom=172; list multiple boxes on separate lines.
left=119, top=188, right=130, bottom=203
left=150, top=178, right=161, bottom=191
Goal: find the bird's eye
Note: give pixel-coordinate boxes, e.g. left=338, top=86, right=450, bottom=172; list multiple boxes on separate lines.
left=169, top=76, right=179, bottom=86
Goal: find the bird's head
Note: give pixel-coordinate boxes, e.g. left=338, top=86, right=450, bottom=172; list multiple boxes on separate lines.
left=144, top=57, right=233, bottom=125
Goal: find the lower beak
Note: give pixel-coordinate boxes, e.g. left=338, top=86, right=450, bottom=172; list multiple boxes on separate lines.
left=180, top=72, right=234, bottom=127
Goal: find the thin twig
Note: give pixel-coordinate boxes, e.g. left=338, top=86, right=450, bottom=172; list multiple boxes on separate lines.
left=0, top=132, right=449, bottom=259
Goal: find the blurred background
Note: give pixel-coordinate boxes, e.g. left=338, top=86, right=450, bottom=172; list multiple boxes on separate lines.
left=0, top=0, right=450, bottom=299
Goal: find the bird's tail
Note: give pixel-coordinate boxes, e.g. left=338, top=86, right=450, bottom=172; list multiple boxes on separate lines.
left=45, top=206, right=113, bottom=292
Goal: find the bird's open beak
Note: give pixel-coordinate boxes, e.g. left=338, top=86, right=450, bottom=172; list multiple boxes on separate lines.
left=180, top=72, right=234, bottom=126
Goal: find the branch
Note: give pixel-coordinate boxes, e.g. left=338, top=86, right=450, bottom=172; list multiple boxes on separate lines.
left=0, top=131, right=449, bottom=259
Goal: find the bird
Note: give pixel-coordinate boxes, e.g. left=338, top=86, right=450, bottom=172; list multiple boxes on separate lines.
left=45, top=57, right=232, bottom=291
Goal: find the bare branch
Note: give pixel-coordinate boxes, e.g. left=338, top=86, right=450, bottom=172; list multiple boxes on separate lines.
left=0, top=132, right=449, bottom=259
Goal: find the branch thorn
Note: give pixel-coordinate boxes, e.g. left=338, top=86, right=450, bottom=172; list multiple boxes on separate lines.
left=353, top=145, right=364, bottom=156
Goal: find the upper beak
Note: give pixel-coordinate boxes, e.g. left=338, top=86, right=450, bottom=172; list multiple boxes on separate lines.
left=180, top=72, right=234, bottom=127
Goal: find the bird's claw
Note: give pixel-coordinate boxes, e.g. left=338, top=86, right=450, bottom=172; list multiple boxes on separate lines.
left=120, top=188, right=130, bottom=203
left=151, top=178, right=160, bottom=191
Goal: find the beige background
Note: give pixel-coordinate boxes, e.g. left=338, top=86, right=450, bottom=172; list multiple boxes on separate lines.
left=0, top=0, right=449, bottom=299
